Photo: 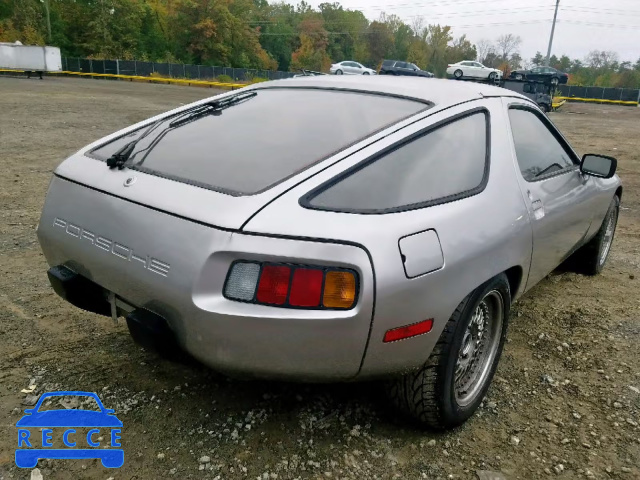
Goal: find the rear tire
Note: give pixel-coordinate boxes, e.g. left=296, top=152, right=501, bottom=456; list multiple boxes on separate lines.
left=515, top=73, right=523, bottom=80
left=387, top=274, right=511, bottom=429
left=551, top=77, right=559, bottom=86
left=454, top=69, right=463, bottom=79
left=569, top=196, right=619, bottom=276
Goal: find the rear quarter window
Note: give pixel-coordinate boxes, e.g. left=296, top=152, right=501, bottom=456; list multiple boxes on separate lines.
left=89, top=89, right=429, bottom=195
left=304, top=110, right=489, bottom=214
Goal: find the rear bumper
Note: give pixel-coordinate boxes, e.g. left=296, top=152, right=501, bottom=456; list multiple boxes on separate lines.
left=37, top=176, right=374, bottom=381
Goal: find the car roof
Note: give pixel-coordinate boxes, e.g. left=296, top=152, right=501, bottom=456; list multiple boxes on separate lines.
left=255, top=76, right=529, bottom=107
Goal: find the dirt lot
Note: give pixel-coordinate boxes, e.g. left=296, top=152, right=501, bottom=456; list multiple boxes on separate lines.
left=0, top=77, right=638, bottom=480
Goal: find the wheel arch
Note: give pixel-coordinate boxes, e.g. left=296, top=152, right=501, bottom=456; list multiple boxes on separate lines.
left=503, top=265, right=524, bottom=301
left=615, top=185, right=623, bottom=201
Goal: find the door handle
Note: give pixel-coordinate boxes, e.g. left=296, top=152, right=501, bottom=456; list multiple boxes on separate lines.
left=527, top=190, right=545, bottom=219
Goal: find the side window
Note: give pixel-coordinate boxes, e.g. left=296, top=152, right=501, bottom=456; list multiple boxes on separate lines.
left=306, top=112, right=488, bottom=213
left=508, top=108, right=576, bottom=182
left=396, top=62, right=408, bottom=69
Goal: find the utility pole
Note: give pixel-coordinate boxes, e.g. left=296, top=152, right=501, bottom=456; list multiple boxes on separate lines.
left=43, top=0, right=52, bottom=43
left=545, top=0, right=560, bottom=66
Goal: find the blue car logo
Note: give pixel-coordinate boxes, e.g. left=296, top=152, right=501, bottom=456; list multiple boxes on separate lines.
left=16, top=391, right=123, bottom=468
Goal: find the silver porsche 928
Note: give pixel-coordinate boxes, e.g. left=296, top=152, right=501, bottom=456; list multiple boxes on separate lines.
left=37, top=76, right=621, bottom=429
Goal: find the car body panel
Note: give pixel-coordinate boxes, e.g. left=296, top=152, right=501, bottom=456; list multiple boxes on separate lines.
left=503, top=98, right=619, bottom=288
left=38, top=177, right=375, bottom=380
left=37, top=77, right=621, bottom=381
left=243, top=98, right=534, bottom=377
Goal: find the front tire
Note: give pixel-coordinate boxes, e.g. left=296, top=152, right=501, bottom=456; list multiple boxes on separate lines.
left=335, top=69, right=343, bottom=75
left=488, top=72, right=497, bottom=81
left=387, top=274, right=510, bottom=429
left=570, top=196, right=619, bottom=275
left=515, top=73, right=523, bottom=80
left=363, top=71, right=370, bottom=75
left=551, top=77, right=559, bottom=86
left=454, top=69, right=463, bottom=79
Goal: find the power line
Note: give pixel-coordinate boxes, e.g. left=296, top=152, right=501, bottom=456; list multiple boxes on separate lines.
left=249, top=6, right=557, bottom=26
left=559, top=19, right=640, bottom=29
left=561, top=6, right=640, bottom=16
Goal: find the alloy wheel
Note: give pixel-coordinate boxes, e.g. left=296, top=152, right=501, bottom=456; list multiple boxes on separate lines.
left=454, top=290, right=504, bottom=407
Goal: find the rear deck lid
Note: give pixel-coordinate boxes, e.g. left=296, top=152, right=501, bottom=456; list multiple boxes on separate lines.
left=55, top=86, right=429, bottom=229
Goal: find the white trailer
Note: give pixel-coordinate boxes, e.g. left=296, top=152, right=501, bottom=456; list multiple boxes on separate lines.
left=0, top=42, right=62, bottom=79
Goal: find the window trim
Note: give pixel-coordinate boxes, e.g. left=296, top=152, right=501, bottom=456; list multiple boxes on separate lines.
left=508, top=104, right=581, bottom=183
left=300, top=107, right=491, bottom=215
left=86, top=88, right=432, bottom=197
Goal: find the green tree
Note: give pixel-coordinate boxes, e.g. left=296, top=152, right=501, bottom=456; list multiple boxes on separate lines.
left=531, top=51, right=544, bottom=66
left=366, top=21, right=394, bottom=66
left=447, top=34, right=476, bottom=65
left=424, top=24, right=452, bottom=76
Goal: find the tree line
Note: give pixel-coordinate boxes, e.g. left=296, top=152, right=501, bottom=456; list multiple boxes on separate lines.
left=1, top=0, right=639, bottom=88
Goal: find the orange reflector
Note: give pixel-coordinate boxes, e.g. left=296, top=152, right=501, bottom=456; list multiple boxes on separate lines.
left=322, top=271, right=356, bottom=309
left=383, top=319, right=433, bottom=343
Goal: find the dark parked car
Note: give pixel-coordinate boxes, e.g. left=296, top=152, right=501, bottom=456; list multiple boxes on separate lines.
left=379, top=60, right=434, bottom=78
left=501, top=80, right=553, bottom=112
left=510, top=66, right=569, bottom=85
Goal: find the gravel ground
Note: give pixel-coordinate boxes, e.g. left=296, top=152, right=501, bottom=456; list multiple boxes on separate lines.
left=0, top=77, right=638, bottom=480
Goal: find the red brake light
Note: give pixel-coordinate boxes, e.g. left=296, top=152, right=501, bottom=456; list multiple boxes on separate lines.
left=256, top=265, right=291, bottom=305
left=288, top=268, right=323, bottom=307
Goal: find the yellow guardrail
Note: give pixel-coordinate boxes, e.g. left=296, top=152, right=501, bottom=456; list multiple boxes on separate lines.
left=554, top=96, right=638, bottom=106
left=0, top=68, right=247, bottom=89
left=552, top=99, right=566, bottom=111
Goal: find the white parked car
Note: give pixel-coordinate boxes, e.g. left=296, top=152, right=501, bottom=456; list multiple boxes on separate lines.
left=447, top=61, right=502, bottom=81
left=330, top=61, right=376, bottom=75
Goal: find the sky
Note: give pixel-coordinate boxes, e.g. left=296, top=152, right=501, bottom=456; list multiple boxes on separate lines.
left=300, top=0, right=640, bottom=63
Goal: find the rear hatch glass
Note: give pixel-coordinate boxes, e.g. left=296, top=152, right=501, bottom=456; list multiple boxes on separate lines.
left=89, top=88, right=428, bottom=195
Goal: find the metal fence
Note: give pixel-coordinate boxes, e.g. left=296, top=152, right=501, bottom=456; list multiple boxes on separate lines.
left=557, top=84, right=640, bottom=103
left=62, top=57, right=297, bottom=82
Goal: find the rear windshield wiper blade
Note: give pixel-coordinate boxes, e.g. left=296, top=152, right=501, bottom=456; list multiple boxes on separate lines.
left=169, top=91, right=258, bottom=128
left=106, top=118, right=164, bottom=169
left=106, top=91, right=257, bottom=170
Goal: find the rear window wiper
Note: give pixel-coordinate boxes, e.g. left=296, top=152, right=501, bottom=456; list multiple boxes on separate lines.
left=169, top=91, right=258, bottom=128
left=106, top=91, right=257, bottom=170
left=106, top=118, right=164, bottom=169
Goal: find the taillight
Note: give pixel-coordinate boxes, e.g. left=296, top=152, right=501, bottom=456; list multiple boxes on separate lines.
left=224, top=261, right=358, bottom=310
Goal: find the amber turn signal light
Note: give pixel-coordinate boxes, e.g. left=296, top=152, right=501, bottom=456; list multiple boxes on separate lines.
left=322, top=271, right=356, bottom=309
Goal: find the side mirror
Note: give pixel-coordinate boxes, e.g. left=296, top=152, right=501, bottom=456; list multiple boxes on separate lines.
left=580, top=154, right=617, bottom=179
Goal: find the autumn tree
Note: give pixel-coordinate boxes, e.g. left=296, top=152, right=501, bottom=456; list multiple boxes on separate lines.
left=290, top=15, right=331, bottom=71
